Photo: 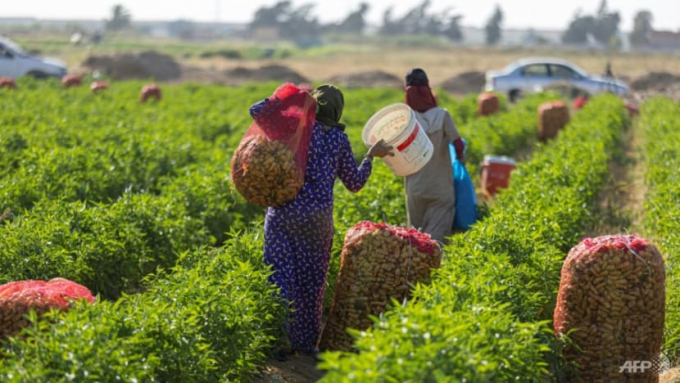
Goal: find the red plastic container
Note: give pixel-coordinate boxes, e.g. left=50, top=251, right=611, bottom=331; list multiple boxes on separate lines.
left=573, top=96, right=588, bottom=110
left=481, top=155, right=516, bottom=197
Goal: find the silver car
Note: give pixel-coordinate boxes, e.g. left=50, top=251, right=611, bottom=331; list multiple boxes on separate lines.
left=485, top=58, right=629, bottom=101
left=0, top=37, right=67, bottom=79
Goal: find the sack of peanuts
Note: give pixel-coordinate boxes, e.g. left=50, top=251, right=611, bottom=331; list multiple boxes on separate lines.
left=0, top=78, right=17, bottom=90
left=90, top=81, right=109, bottom=93
left=61, top=74, right=82, bottom=88
left=538, top=100, right=570, bottom=141
left=140, top=83, right=162, bottom=103
left=554, top=234, right=665, bottom=382
left=231, top=83, right=316, bottom=208
left=477, top=92, right=500, bottom=116
left=0, top=278, right=95, bottom=338
left=319, top=221, right=441, bottom=352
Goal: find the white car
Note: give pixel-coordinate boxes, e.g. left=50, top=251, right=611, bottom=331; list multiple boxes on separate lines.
left=0, top=37, right=67, bottom=79
left=485, top=58, right=629, bottom=101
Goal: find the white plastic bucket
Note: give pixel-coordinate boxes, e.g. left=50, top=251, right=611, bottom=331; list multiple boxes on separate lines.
left=362, top=103, right=433, bottom=177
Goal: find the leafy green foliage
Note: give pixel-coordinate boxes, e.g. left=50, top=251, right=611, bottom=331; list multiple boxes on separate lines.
left=0, top=78, right=486, bottom=303
left=0, top=233, right=285, bottom=381
left=321, top=95, right=626, bottom=381
left=0, top=77, right=626, bottom=381
left=0, top=79, right=486, bottom=379
left=0, top=195, right=207, bottom=299
left=638, top=98, right=680, bottom=361
left=327, top=93, right=554, bottom=313
left=460, top=92, right=559, bottom=176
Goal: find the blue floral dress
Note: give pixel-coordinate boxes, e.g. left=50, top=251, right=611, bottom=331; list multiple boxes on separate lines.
left=250, top=99, right=372, bottom=353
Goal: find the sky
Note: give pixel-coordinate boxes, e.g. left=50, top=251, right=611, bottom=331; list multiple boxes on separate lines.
left=2, top=0, right=679, bottom=31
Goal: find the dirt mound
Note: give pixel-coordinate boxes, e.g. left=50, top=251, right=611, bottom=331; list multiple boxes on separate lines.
left=630, top=72, right=680, bottom=91
left=224, top=65, right=308, bottom=84
left=631, top=82, right=680, bottom=103
left=326, top=70, right=402, bottom=88
left=440, top=71, right=486, bottom=94
left=83, top=51, right=181, bottom=81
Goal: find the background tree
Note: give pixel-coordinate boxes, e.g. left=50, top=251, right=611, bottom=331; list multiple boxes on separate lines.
left=485, top=5, right=503, bottom=45
left=249, top=1, right=320, bottom=43
left=393, top=0, right=431, bottom=35
left=592, top=0, right=620, bottom=46
left=105, top=4, right=132, bottom=31
left=379, top=7, right=398, bottom=35
left=249, top=1, right=292, bottom=30
left=279, top=3, right=320, bottom=41
left=334, top=3, right=370, bottom=34
left=562, top=11, right=597, bottom=44
left=443, top=15, right=464, bottom=42
left=378, top=1, right=464, bottom=42
left=630, top=10, right=653, bottom=46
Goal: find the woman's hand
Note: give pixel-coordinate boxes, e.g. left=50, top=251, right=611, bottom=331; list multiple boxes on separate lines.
left=368, top=139, right=394, bottom=158
left=457, top=154, right=466, bottom=165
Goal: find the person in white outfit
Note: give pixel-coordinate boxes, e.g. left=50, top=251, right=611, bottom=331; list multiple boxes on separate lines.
left=403, top=68, right=466, bottom=243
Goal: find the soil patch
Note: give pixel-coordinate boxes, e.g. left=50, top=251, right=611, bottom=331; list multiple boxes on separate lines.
left=439, top=71, right=485, bottom=95
left=326, top=70, right=402, bottom=89
left=626, top=121, right=647, bottom=231
left=82, top=51, right=181, bottom=81
left=630, top=71, right=680, bottom=91
left=631, top=82, right=680, bottom=103
left=223, top=64, right=308, bottom=85
left=253, top=354, right=324, bottom=383
left=584, top=115, right=640, bottom=238
left=660, top=367, right=680, bottom=383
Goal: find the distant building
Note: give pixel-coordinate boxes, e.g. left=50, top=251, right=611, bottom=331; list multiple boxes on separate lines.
left=648, top=30, right=680, bottom=51
left=136, top=20, right=247, bottom=40
left=456, top=26, right=561, bottom=46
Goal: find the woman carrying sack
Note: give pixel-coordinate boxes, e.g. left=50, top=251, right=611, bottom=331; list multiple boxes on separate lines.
left=403, top=68, right=466, bottom=243
left=249, top=84, right=393, bottom=359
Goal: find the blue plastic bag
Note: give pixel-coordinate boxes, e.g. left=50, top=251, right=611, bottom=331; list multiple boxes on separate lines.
left=449, top=141, right=477, bottom=231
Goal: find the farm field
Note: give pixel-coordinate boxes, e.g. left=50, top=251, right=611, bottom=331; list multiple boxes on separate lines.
left=0, top=76, right=678, bottom=381
left=8, top=35, right=680, bottom=100
left=11, top=35, right=680, bottom=79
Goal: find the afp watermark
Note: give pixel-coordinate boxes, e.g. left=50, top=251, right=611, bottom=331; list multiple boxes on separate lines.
left=619, top=354, right=670, bottom=375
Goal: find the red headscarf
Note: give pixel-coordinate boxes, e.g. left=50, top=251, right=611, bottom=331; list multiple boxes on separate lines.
left=405, top=85, right=437, bottom=113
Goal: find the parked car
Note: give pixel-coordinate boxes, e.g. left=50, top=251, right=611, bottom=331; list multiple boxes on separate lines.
left=0, top=37, right=67, bottom=79
left=485, top=57, right=629, bottom=102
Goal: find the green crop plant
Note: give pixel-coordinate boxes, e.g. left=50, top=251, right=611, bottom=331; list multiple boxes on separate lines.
left=320, top=95, right=627, bottom=381
left=0, top=232, right=285, bottom=381
left=638, top=98, right=680, bottom=362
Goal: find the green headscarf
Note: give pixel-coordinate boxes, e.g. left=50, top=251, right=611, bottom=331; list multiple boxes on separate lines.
left=311, top=84, right=346, bottom=131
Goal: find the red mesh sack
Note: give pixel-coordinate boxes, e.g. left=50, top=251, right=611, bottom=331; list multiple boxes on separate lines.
left=231, top=83, right=316, bottom=207
left=478, top=92, right=500, bottom=116
left=0, top=78, right=17, bottom=90
left=554, top=235, right=665, bottom=382
left=319, top=221, right=441, bottom=351
left=0, top=278, right=95, bottom=338
left=140, top=83, right=162, bottom=103
left=61, top=75, right=82, bottom=88
left=538, top=101, right=570, bottom=141
left=90, top=81, right=109, bottom=93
